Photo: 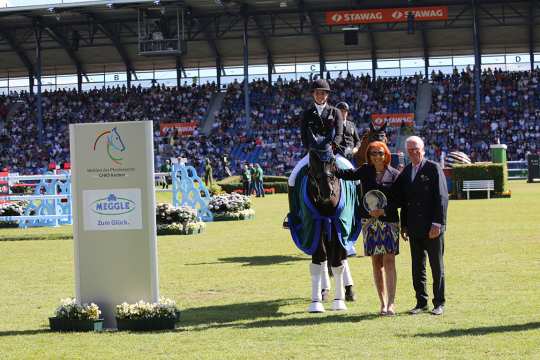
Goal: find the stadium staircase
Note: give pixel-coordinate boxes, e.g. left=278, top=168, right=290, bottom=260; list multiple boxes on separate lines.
left=200, top=91, right=226, bottom=135
left=230, top=144, right=263, bottom=164
left=414, top=80, right=432, bottom=127
left=393, top=80, right=432, bottom=153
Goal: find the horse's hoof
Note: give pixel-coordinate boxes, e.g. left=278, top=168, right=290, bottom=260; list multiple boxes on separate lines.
left=308, top=301, right=325, bottom=313
left=345, top=285, right=356, bottom=302
left=332, top=299, right=347, bottom=311
left=321, top=289, right=330, bottom=302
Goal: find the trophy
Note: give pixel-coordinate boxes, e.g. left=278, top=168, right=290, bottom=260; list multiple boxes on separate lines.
left=363, top=190, right=387, bottom=212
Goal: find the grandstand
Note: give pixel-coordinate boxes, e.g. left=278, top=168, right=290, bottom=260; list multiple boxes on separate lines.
left=0, top=0, right=538, bottom=178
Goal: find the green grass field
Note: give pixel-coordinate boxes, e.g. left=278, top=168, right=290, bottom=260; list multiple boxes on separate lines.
left=1, top=181, right=539, bottom=359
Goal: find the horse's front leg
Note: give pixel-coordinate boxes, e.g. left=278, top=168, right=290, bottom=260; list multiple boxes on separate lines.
left=328, top=229, right=348, bottom=311
left=308, top=229, right=330, bottom=313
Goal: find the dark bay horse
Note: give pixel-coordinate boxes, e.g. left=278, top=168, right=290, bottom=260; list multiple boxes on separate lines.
left=305, top=150, right=348, bottom=312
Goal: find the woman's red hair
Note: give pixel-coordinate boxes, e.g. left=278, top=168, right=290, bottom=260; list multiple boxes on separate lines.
left=366, top=141, right=391, bottom=167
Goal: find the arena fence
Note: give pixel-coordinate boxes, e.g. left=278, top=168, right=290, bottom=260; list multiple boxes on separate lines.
left=0, top=172, right=72, bottom=228
left=0, top=165, right=213, bottom=227
left=507, top=160, right=528, bottom=180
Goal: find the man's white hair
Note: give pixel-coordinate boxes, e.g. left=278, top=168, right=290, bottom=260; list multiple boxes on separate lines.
left=405, top=135, right=425, bottom=149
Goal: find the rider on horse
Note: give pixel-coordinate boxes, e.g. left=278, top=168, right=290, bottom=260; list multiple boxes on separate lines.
left=287, top=79, right=351, bottom=219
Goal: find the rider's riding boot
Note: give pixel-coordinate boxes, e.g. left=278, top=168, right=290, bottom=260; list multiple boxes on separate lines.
left=283, top=186, right=297, bottom=229
left=308, top=263, right=325, bottom=313
left=331, top=265, right=347, bottom=311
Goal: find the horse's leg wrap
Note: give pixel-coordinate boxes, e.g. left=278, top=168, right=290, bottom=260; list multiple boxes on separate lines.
left=342, top=259, right=353, bottom=286
left=308, top=263, right=325, bottom=313
left=321, top=260, right=330, bottom=302
left=331, top=265, right=347, bottom=311
left=342, top=259, right=356, bottom=302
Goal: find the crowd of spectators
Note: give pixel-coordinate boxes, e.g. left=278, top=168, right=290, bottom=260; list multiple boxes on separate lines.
left=197, top=74, right=419, bottom=176
left=0, top=69, right=538, bottom=179
left=422, top=67, right=540, bottom=162
left=0, top=84, right=215, bottom=174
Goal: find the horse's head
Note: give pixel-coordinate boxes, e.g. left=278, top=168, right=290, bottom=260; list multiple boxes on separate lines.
left=368, top=122, right=388, bottom=143
left=307, top=150, right=340, bottom=209
left=108, top=127, right=126, bottom=152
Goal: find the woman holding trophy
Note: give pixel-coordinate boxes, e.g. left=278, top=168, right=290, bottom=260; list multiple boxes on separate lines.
left=335, top=141, right=401, bottom=315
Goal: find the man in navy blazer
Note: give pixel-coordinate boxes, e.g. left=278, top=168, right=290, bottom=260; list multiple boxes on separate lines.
left=395, top=136, right=449, bottom=315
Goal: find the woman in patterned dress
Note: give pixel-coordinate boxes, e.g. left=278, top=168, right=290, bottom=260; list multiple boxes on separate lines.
left=335, top=141, right=400, bottom=315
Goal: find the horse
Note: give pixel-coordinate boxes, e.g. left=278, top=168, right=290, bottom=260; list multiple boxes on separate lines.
left=288, top=149, right=361, bottom=312
left=354, top=122, right=388, bottom=166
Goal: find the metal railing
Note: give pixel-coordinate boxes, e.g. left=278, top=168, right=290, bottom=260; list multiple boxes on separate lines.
left=507, top=160, right=528, bottom=180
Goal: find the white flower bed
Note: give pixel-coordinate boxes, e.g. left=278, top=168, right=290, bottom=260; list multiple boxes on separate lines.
left=209, top=193, right=251, bottom=213
left=155, top=203, right=205, bottom=235
left=54, top=298, right=101, bottom=320
left=116, top=298, right=179, bottom=320
left=0, top=201, right=29, bottom=227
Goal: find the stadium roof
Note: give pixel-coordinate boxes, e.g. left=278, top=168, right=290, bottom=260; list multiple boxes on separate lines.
left=0, top=0, right=537, bottom=78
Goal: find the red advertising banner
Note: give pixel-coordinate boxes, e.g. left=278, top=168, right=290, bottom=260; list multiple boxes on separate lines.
left=0, top=171, right=8, bottom=196
left=326, top=6, right=448, bottom=26
left=160, top=122, right=198, bottom=136
left=371, top=113, right=415, bottom=127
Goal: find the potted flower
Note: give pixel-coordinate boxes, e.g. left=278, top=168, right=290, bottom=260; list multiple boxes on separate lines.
left=49, top=298, right=103, bottom=332
left=155, top=203, right=205, bottom=235
left=115, top=297, right=180, bottom=331
left=209, top=193, right=255, bottom=221
left=0, top=201, right=28, bottom=228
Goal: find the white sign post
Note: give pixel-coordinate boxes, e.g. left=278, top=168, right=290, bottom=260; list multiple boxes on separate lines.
left=70, top=121, right=158, bottom=328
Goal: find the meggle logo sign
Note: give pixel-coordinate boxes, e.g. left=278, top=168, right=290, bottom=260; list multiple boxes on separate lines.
left=93, top=127, right=127, bottom=165
left=83, top=188, right=143, bottom=231
left=90, top=193, right=136, bottom=216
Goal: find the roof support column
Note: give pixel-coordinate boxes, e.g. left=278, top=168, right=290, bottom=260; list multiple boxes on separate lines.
left=243, top=11, right=250, bottom=127
left=529, top=1, right=535, bottom=72
left=127, top=70, right=132, bottom=89
left=267, top=54, right=273, bottom=85
left=421, top=26, right=429, bottom=79
left=176, top=57, right=182, bottom=89
left=29, top=72, right=34, bottom=94
left=34, top=23, right=43, bottom=145
left=77, top=69, right=83, bottom=93
left=472, top=0, right=482, bottom=123
left=368, top=28, right=377, bottom=79
left=216, top=57, right=221, bottom=90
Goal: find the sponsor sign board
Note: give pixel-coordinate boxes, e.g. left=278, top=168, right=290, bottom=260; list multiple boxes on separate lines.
left=326, top=6, right=448, bottom=25
left=371, top=113, right=415, bottom=127
left=70, top=121, right=158, bottom=328
left=160, top=122, right=198, bottom=136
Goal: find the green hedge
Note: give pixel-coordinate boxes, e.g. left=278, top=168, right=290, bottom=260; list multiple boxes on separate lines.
left=217, top=176, right=241, bottom=185
left=219, top=182, right=288, bottom=194
left=451, top=163, right=509, bottom=197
